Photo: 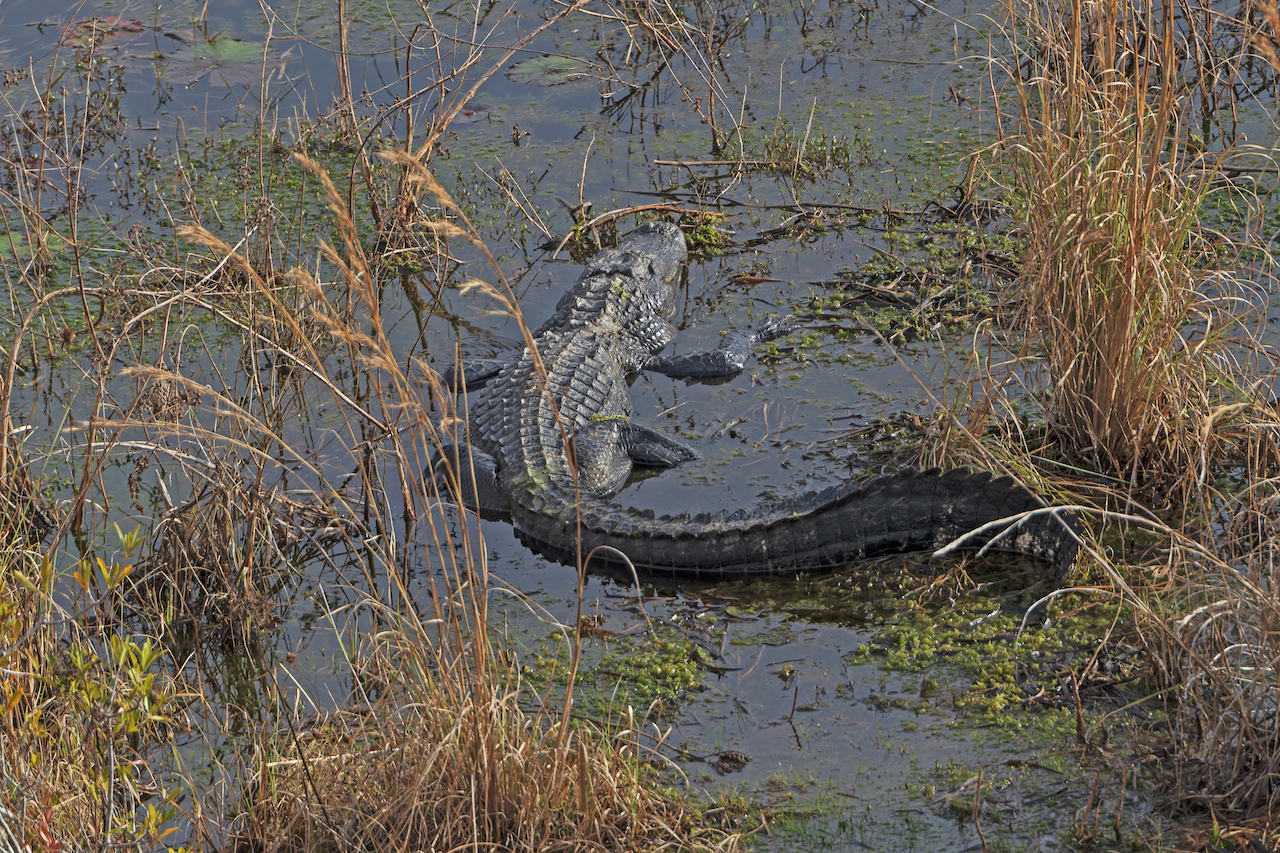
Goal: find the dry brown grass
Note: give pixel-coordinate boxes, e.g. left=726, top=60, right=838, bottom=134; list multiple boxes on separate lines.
left=1161, top=583, right=1280, bottom=819
left=981, top=0, right=1280, bottom=837
left=244, top=619, right=731, bottom=852
left=1005, top=0, right=1246, bottom=491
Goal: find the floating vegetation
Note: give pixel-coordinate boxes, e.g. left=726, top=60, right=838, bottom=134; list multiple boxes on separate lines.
left=505, top=53, right=594, bottom=85
left=59, top=16, right=146, bottom=48
left=164, top=39, right=282, bottom=88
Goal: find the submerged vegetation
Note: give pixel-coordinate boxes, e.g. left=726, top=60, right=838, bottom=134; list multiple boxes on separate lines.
left=5, top=0, right=1280, bottom=849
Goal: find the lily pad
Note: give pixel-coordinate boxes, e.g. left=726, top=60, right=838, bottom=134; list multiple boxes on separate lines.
left=59, top=17, right=146, bottom=48
left=505, top=54, right=591, bottom=86
left=165, top=40, right=280, bottom=88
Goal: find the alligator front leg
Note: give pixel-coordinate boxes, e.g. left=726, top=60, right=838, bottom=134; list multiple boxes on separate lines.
left=643, top=314, right=793, bottom=379
left=571, top=418, right=699, bottom=496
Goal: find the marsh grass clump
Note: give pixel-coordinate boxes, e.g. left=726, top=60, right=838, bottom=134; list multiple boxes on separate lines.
left=0, top=422, right=54, bottom=546
left=1106, top=517, right=1280, bottom=830
left=978, top=0, right=1280, bottom=835
left=136, top=447, right=352, bottom=643
left=1159, top=583, right=1280, bottom=819
left=1003, top=0, right=1250, bottom=490
left=244, top=626, right=727, bottom=852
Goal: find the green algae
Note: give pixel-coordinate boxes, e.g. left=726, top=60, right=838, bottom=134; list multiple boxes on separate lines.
left=525, top=621, right=711, bottom=717
left=681, top=211, right=735, bottom=256
left=712, top=562, right=1142, bottom=735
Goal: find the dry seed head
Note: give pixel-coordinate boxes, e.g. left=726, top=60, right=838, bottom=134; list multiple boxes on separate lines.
left=1254, top=34, right=1280, bottom=74
left=457, top=277, right=516, bottom=316
left=458, top=277, right=495, bottom=296
left=1259, top=0, right=1280, bottom=34
left=286, top=266, right=325, bottom=300
left=291, top=152, right=345, bottom=212
left=177, top=223, right=268, bottom=290
left=420, top=221, right=470, bottom=240
left=176, top=223, right=231, bottom=254
left=379, top=148, right=463, bottom=214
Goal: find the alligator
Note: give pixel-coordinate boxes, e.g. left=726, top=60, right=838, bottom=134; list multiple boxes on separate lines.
left=434, top=221, right=1079, bottom=577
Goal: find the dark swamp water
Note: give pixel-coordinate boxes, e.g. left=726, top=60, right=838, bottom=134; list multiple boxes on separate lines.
left=4, top=0, right=1280, bottom=848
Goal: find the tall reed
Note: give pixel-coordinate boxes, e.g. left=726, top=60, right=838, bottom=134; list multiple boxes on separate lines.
left=1008, top=0, right=1232, bottom=490
left=993, top=0, right=1280, bottom=834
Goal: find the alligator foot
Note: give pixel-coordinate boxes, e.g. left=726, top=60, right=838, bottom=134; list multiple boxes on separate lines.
left=643, top=313, right=794, bottom=379
left=572, top=419, right=699, bottom=495
left=440, top=357, right=508, bottom=393
left=753, top=313, right=795, bottom=343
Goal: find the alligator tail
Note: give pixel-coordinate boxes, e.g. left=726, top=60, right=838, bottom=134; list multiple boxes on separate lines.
left=513, top=468, right=1079, bottom=578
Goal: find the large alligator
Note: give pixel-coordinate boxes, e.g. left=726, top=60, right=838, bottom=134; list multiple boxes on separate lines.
left=435, top=222, right=1078, bottom=577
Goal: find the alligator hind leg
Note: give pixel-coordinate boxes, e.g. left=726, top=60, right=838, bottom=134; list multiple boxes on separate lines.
left=643, top=314, right=793, bottom=379
left=620, top=421, right=700, bottom=467
left=430, top=441, right=510, bottom=520
left=571, top=420, right=699, bottom=496
left=440, top=357, right=509, bottom=393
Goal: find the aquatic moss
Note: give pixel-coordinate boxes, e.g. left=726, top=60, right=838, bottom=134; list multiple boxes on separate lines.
left=680, top=211, right=734, bottom=256
left=846, top=590, right=1131, bottom=728
left=526, top=623, right=707, bottom=716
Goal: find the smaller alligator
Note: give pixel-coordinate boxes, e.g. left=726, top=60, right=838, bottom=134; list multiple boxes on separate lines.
left=435, top=221, right=1079, bottom=577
